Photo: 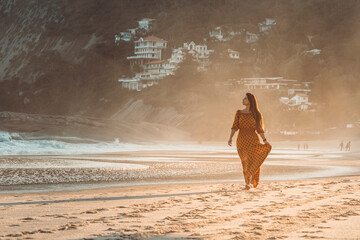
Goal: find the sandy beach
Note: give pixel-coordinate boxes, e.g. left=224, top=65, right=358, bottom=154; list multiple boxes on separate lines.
left=1, top=140, right=360, bottom=239
left=0, top=176, right=359, bottom=240
left=2, top=0, right=360, bottom=239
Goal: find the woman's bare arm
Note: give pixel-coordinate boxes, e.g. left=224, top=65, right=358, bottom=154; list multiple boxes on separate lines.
left=228, top=129, right=236, bottom=146
left=259, top=132, right=271, bottom=145
left=259, top=132, right=266, bottom=141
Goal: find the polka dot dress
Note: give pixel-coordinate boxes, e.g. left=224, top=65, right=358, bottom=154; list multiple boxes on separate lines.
left=231, top=110, right=272, bottom=187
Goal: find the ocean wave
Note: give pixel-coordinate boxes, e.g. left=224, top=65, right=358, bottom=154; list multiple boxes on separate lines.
left=0, top=131, right=229, bottom=155
left=0, top=131, right=139, bottom=155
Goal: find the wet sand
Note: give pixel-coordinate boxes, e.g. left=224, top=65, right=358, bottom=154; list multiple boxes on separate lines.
left=0, top=140, right=359, bottom=239
left=1, top=140, right=360, bottom=194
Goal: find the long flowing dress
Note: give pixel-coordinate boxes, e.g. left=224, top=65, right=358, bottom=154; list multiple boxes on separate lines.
left=231, top=110, right=272, bottom=187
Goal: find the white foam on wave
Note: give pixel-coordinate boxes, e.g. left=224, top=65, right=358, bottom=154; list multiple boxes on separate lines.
left=0, top=131, right=140, bottom=155
left=0, top=131, right=348, bottom=158
left=0, top=131, right=231, bottom=155
left=0, top=159, right=149, bottom=169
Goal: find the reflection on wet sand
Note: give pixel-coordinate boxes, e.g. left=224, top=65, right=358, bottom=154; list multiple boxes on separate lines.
left=1, top=141, right=359, bottom=194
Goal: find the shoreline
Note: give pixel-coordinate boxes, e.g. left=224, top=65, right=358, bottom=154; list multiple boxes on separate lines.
left=0, top=173, right=359, bottom=197
left=1, top=140, right=360, bottom=194
left=2, top=171, right=360, bottom=196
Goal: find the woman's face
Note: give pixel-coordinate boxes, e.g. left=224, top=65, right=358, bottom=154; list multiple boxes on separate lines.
left=243, top=95, right=250, bottom=105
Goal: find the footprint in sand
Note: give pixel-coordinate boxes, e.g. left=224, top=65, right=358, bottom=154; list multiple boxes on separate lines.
left=58, top=223, right=77, bottom=230
left=21, top=230, right=38, bottom=235
left=9, top=224, right=20, bottom=227
left=267, top=228, right=281, bottom=232
left=38, top=229, right=53, bottom=234
left=301, top=234, right=325, bottom=238
left=6, top=233, right=23, bottom=237
left=83, top=210, right=98, bottom=214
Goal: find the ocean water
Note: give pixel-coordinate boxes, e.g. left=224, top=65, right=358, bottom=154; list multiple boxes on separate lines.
left=0, top=131, right=140, bottom=155
left=0, top=131, right=234, bottom=156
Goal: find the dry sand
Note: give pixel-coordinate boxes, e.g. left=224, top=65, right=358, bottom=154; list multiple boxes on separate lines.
left=1, top=175, right=360, bottom=240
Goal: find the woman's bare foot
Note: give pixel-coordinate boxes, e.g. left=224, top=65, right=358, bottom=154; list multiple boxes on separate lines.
left=244, top=177, right=252, bottom=190
left=249, top=175, right=254, bottom=184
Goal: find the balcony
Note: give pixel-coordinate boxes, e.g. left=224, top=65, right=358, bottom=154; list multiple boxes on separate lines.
left=127, top=55, right=161, bottom=60
left=134, top=49, right=160, bottom=54
left=135, top=44, right=167, bottom=49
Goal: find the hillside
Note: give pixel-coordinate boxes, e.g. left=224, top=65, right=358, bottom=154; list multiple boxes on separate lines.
left=0, top=0, right=359, bottom=141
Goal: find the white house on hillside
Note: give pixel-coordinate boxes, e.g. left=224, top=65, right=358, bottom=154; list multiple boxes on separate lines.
left=258, top=18, right=276, bottom=34
left=115, top=32, right=132, bottom=44
left=119, top=37, right=186, bottom=91
left=238, top=78, right=312, bottom=97
left=115, top=29, right=137, bottom=44
left=141, top=60, right=174, bottom=78
left=183, top=41, right=214, bottom=59
left=227, top=77, right=314, bottom=111
left=239, top=77, right=297, bottom=90
left=118, top=78, right=142, bottom=91
left=120, top=32, right=132, bottom=41
left=128, top=28, right=137, bottom=35
left=245, top=32, right=258, bottom=43
left=170, top=48, right=185, bottom=64
left=280, top=93, right=312, bottom=111
left=115, top=18, right=155, bottom=45
left=209, top=26, right=243, bottom=42
left=118, top=71, right=161, bottom=91
left=228, top=49, right=240, bottom=59
left=127, top=36, right=167, bottom=67
left=137, top=18, right=154, bottom=31
left=209, top=27, right=224, bottom=41
left=142, top=60, right=166, bottom=76
left=288, top=82, right=312, bottom=96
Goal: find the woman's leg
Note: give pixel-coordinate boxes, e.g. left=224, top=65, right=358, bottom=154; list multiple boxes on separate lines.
left=249, top=175, right=253, bottom=184
left=238, top=148, right=251, bottom=190
left=252, top=168, right=260, bottom=188
left=245, top=177, right=251, bottom=190
left=241, top=155, right=250, bottom=186
left=244, top=167, right=252, bottom=190
left=242, top=163, right=252, bottom=190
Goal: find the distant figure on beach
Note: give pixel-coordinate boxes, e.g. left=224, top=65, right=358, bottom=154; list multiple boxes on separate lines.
left=298, top=144, right=301, bottom=151
left=339, top=141, right=344, bottom=151
left=228, top=93, right=272, bottom=190
left=345, top=141, right=351, bottom=151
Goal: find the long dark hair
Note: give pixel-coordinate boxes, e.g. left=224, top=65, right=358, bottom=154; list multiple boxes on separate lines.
left=246, top=92, right=264, bottom=133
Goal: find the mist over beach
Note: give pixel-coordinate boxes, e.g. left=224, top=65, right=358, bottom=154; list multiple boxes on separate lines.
left=0, top=0, right=360, bottom=239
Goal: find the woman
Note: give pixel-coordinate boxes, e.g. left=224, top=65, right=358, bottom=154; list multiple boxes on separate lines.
left=228, top=93, right=272, bottom=190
